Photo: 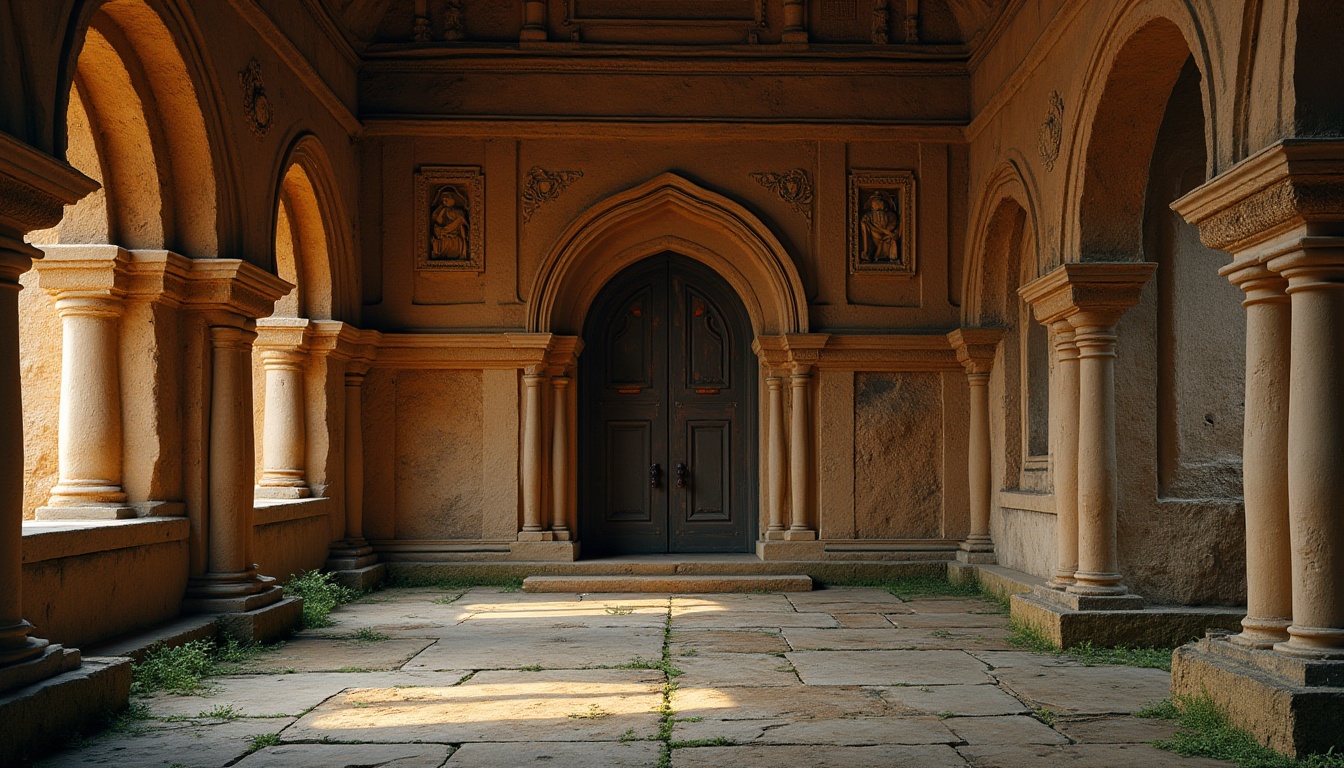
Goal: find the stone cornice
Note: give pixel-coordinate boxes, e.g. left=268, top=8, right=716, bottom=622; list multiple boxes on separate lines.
left=948, top=328, right=1005, bottom=375
left=754, top=332, right=966, bottom=372
left=181, top=259, right=293, bottom=321
left=1172, top=139, right=1344, bottom=255
left=32, top=245, right=133, bottom=300
left=1018, top=263, right=1156, bottom=326
left=0, top=132, right=99, bottom=236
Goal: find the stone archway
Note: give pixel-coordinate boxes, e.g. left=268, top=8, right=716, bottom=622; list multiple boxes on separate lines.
left=527, top=173, right=808, bottom=337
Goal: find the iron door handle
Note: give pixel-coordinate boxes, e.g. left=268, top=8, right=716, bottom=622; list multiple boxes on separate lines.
left=650, top=463, right=661, bottom=489
left=675, top=462, right=688, bottom=489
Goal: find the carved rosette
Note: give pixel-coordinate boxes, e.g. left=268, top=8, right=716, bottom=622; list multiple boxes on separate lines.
left=414, top=166, right=485, bottom=272
left=239, top=59, right=272, bottom=137
left=1038, top=91, right=1064, bottom=172
left=522, top=166, right=583, bottom=223
left=751, top=169, right=814, bottom=226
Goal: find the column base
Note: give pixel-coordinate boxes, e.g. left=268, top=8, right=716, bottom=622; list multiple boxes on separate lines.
left=183, top=570, right=274, bottom=601
left=0, top=620, right=48, bottom=667
left=520, top=28, right=546, bottom=42
left=1275, top=626, right=1344, bottom=660
left=0, top=654, right=131, bottom=764
left=957, top=537, right=996, bottom=564
left=517, top=530, right=555, bottom=542
left=1010, top=587, right=1242, bottom=649
left=757, top=538, right=824, bottom=560
left=782, top=529, right=817, bottom=541
left=1045, top=571, right=1077, bottom=590
left=0, top=644, right=76, bottom=694
left=781, top=30, right=808, bottom=43
left=181, top=581, right=284, bottom=614
left=508, top=540, right=579, bottom=561
left=1173, top=634, right=1344, bottom=758
left=1034, top=583, right=1145, bottom=611
left=35, top=504, right=136, bottom=520
left=1229, top=618, right=1293, bottom=650
left=183, top=585, right=301, bottom=644
left=1066, top=571, right=1130, bottom=597
left=254, top=485, right=312, bottom=500
left=327, top=539, right=378, bottom=570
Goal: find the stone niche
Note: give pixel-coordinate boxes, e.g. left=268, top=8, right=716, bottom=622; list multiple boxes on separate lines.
left=853, top=371, right=942, bottom=538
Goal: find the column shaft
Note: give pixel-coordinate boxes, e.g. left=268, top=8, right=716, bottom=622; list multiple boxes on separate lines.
left=550, top=376, right=570, bottom=536
left=256, top=349, right=309, bottom=497
left=0, top=251, right=46, bottom=666
left=1069, top=314, right=1126, bottom=595
left=344, top=374, right=365, bottom=542
left=788, top=366, right=813, bottom=534
left=767, top=375, right=787, bottom=533
left=47, top=296, right=127, bottom=508
left=1048, top=321, right=1080, bottom=589
left=208, top=326, right=260, bottom=580
left=1275, top=251, right=1344, bottom=657
left=521, top=371, right=545, bottom=533
left=1229, top=267, right=1292, bottom=647
left=964, top=372, right=993, bottom=547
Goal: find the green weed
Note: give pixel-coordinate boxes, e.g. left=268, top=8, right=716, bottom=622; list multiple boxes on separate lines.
left=351, top=627, right=390, bottom=643
left=284, top=570, right=357, bottom=629
left=245, top=732, right=282, bottom=755
left=1005, top=617, right=1176, bottom=671
left=1142, top=694, right=1344, bottom=767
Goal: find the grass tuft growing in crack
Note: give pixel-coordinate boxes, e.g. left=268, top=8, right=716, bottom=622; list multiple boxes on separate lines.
left=1006, top=617, right=1176, bottom=671
left=131, top=636, right=271, bottom=696
left=284, top=570, right=357, bottom=629
left=1140, top=694, right=1344, bottom=767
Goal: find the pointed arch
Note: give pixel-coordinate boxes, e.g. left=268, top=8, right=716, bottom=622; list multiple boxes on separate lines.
left=528, top=173, right=808, bottom=336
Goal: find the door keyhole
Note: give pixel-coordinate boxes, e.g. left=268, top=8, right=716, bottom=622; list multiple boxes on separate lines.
left=650, top=463, right=661, bottom=489
left=675, top=462, right=688, bottom=489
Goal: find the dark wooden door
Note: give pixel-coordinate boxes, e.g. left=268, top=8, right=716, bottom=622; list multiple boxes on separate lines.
left=580, top=254, right=755, bottom=555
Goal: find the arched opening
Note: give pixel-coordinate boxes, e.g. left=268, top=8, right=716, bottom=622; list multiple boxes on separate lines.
left=579, top=253, right=757, bottom=556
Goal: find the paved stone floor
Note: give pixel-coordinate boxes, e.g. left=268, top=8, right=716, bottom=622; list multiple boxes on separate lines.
left=39, top=586, right=1234, bottom=767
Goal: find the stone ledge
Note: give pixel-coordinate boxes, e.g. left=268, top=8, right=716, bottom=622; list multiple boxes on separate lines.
left=523, top=574, right=813, bottom=593
left=0, top=656, right=132, bottom=764
left=254, top=496, right=333, bottom=526
left=21, top=517, right=190, bottom=564
left=329, top=564, right=387, bottom=593
left=1012, top=591, right=1244, bottom=648
left=1173, top=637, right=1344, bottom=757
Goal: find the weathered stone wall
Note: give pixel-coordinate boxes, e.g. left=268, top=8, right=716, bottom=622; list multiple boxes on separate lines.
left=853, top=372, right=943, bottom=539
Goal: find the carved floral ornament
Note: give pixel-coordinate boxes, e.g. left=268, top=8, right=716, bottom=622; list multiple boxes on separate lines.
left=414, top=166, right=484, bottom=272
left=521, top=166, right=583, bottom=223
left=750, top=168, right=814, bottom=225
left=1038, top=91, right=1064, bottom=172
left=239, top=59, right=272, bottom=137
left=849, top=170, right=916, bottom=275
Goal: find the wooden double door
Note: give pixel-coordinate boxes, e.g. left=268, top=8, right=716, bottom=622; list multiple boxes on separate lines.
left=580, top=254, right=756, bottom=555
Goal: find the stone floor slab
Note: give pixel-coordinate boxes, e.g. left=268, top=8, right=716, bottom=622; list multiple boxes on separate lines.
left=446, top=741, right=661, bottom=766
left=1054, top=715, right=1182, bottom=744
left=903, top=599, right=1008, bottom=615
left=284, top=669, right=663, bottom=743
left=876, top=684, right=1032, bottom=716
left=670, top=594, right=798, bottom=611
left=671, top=610, right=837, bottom=628
left=991, top=665, right=1172, bottom=715
left=673, top=685, right=892, bottom=720
left=831, top=613, right=897, bottom=628
left=788, top=650, right=990, bottom=686
left=674, top=652, right=801, bottom=687
left=669, top=630, right=790, bottom=654
left=235, top=743, right=452, bottom=767
left=674, top=716, right=957, bottom=746
left=942, top=715, right=1068, bottom=745
left=36, top=717, right=296, bottom=768
left=957, top=743, right=1233, bottom=767
left=227, top=637, right=435, bottom=673
left=143, top=670, right=471, bottom=718
left=889, top=613, right=1009, bottom=629
left=404, top=626, right=664, bottom=670
left=672, top=744, right=970, bottom=767
left=784, top=627, right=1013, bottom=651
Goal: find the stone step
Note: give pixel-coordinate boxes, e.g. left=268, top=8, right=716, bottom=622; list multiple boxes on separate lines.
left=522, top=574, right=813, bottom=593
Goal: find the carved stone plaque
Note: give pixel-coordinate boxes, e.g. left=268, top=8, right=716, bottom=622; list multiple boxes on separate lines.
left=848, top=171, right=916, bottom=275
left=415, top=166, right=484, bottom=272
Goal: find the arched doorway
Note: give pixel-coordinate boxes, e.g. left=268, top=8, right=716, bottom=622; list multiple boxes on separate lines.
left=579, top=253, right=757, bottom=556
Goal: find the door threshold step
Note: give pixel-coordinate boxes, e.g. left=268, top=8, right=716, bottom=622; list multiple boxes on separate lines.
left=523, top=574, right=813, bottom=593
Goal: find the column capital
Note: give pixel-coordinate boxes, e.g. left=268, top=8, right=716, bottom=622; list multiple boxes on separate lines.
left=181, top=259, right=293, bottom=322
left=1173, top=138, right=1344, bottom=263
left=1018, top=262, right=1156, bottom=327
left=948, top=328, right=1003, bottom=375
left=31, top=245, right=132, bottom=305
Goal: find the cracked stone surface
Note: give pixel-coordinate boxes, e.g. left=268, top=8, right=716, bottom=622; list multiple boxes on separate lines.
left=35, top=585, right=1232, bottom=767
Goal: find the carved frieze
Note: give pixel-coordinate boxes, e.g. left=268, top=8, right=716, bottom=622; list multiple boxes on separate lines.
left=522, top=166, right=584, bottom=223
left=414, top=166, right=484, bottom=272
left=239, top=59, right=272, bottom=137
left=1038, top=91, right=1064, bottom=172
left=849, top=171, right=916, bottom=275
left=751, top=168, right=814, bottom=226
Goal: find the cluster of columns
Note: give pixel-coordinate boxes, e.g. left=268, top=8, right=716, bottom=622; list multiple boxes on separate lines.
left=949, top=329, right=1004, bottom=562
left=757, top=334, right=824, bottom=541
left=518, top=338, right=581, bottom=543
left=1019, top=263, right=1155, bottom=598
left=1175, top=140, right=1344, bottom=659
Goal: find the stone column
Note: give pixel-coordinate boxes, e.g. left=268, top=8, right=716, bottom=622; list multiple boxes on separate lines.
left=1217, top=264, right=1292, bottom=647
left=550, top=375, right=571, bottom=539
left=950, top=329, right=1002, bottom=563
left=0, top=246, right=46, bottom=668
left=520, top=0, right=547, bottom=41
left=1270, top=246, right=1344, bottom=659
left=343, top=370, right=367, bottom=543
left=782, top=0, right=808, bottom=42
left=33, top=248, right=133, bottom=518
left=254, top=320, right=311, bottom=499
left=786, top=364, right=815, bottom=539
left=1019, top=263, right=1154, bottom=600
left=519, top=367, right=548, bottom=539
left=766, top=373, right=787, bottom=536
left=1046, top=320, right=1080, bottom=589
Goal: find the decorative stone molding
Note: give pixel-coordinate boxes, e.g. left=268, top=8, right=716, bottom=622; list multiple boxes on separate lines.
left=1173, top=139, right=1344, bottom=255
left=522, top=167, right=583, bottom=223
left=239, top=59, right=273, bottom=137
left=180, top=259, right=293, bottom=322
left=948, top=328, right=1004, bottom=375
left=751, top=169, right=814, bottom=226
left=443, top=0, right=465, bottom=41
left=871, top=0, right=889, bottom=44
left=1038, top=91, right=1064, bottom=172
left=1017, top=262, right=1156, bottom=327
left=849, top=170, right=916, bottom=275
left=414, top=166, right=484, bottom=272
